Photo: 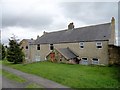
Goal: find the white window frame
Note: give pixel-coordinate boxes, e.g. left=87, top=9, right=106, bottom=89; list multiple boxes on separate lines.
left=96, top=42, right=102, bottom=49
left=37, top=44, right=40, bottom=50
left=81, top=57, right=88, bottom=65
left=92, top=58, right=99, bottom=65
left=26, top=46, right=28, bottom=49
left=49, top=44, right=54, bottom=50
left=79, top=42, right=84, bottom=49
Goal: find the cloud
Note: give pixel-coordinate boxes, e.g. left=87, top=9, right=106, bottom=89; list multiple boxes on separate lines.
left=1, top=0, right=119, bottom=45
left=2, top=26, right=44, bottom=45
left=2, top=13, right=54, bottom=29
left=2, top=1, right=118, bottom=29
left=59, top=2, right=118, bottom=25
left=2, top=0, right=60, bottom=28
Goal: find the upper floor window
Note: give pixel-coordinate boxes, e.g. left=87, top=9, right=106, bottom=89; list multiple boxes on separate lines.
left=79, top=42, right=84, bottom=49
left=37, top=44, right=40, bottom=50
left=26, top=46, right=28, bottom=49
left=96, top=42, right=102, bottom=49
left=92, top=58, right=99, bottom=65
left=50, top=44, right=54, bottom=50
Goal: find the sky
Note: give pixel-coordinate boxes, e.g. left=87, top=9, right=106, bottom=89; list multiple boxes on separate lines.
left=1, top=0, right=120, bottom=46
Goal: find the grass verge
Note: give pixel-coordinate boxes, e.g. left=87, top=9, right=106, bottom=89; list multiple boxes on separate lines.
left=0, top=69, right=2, bottom=75
left=25, top=83, right=43, bottom=88
left=0, top=61, right=2, bottom=64
left=2, top=60, right=120, bottom=88
left=2, top=69, right=26, bottom=83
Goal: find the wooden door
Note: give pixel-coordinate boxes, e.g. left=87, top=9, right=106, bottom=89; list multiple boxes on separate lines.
left=50, top=52, right=55, bottom=62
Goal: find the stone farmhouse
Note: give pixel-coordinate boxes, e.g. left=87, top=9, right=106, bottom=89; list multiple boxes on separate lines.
left=20, top=17, right=120, bottom=65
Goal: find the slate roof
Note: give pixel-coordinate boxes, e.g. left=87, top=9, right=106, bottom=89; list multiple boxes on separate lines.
left=23, top=39, right=35, bottom=44
left=35, top=23, right=111, bottom=44
left=57, top=48, right=78, bottom=60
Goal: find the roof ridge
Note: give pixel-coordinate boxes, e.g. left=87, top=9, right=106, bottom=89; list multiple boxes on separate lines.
left=45, top=29, right=67, bottom=34
left=45, top=22, right=111, bottom=34
left=75, top=22, right=111, bottom=30
left=24, top=39, right=34, bottom=40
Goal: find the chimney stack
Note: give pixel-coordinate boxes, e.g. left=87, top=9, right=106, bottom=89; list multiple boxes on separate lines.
left=109, top=17, right=115, bottom=45
left=68, top=22, right=74, bottom=30
left=43, top=31, right=47, bottom=35
left=37, top=35, right=39, bottom=39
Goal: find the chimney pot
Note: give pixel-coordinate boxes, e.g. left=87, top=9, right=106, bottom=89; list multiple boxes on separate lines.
left=37, top=35, right=39, bottom=39
left=43, top=31, right=47, bottom=35
left=68, top=22, right=74, bottom=30
left=111, top=17, right=115, bottom=24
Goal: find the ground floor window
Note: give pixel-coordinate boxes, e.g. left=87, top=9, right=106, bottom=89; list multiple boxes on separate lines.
left=81, top=58, right=88, bottom=65
left=25, top=53, right=28, bottom=59
left=35, top=56, right=40, bottom=62
left=92, top=58, right=99, bottom=64
left=59, top=58, right=62, bottom=61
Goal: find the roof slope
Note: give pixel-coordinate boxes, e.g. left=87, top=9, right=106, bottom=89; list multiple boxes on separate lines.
left=23, top=39, right=35, bottom=44
left=57, top=48, right=78, bottom=60
left=35, top=23, right=111, bottom=44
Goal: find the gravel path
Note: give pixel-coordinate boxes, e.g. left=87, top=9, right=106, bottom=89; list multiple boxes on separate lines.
left=2, top=65, right=70, bottom=88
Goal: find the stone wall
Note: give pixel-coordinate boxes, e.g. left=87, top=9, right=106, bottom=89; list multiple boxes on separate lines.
left=108, top=45, right=120, bottom=65
left=54, top=41, right=109, bottom=65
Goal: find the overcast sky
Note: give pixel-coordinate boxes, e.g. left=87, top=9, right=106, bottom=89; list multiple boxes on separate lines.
left=1, top=0, right=120, bottom=46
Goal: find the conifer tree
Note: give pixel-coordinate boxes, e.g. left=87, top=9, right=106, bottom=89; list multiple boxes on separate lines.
left=2, top=44, right=6, bottom=60
left=7, top=35, right=24, bottom=64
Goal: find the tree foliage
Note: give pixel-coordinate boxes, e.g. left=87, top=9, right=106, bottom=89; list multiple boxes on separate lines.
left=7, top=35, right=24, bottom=64
left=0, top=44, right=6, bottom=60
left=2, top=44, right=6, bottom=60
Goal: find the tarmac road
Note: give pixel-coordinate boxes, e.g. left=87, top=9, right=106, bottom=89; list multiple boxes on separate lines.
left=0, top=64, right=27, bottom=88
left=2, top=65, right=69, bottom=88
left=1, top=65, right=70, bottom=89
left=2, top=76, right=26, bottom=88
left=0, top=75, right=2, bottom=89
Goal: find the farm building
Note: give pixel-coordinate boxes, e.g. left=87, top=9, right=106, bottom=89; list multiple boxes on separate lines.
left=20, top=17, right=120, bottom=65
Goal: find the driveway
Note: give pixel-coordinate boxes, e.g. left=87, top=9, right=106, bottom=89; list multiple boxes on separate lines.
left=2, top=65, right=69, bottom=88
left=2, top=76, right=27, bottom=88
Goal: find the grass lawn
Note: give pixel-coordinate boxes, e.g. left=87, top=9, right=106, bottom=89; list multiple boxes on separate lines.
left=2, top=60, right=120, bottom=88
